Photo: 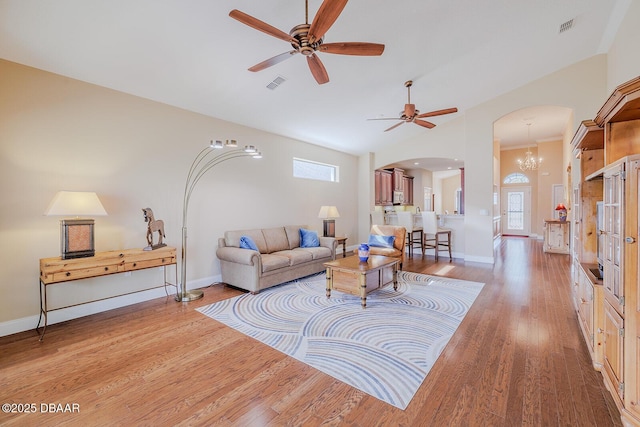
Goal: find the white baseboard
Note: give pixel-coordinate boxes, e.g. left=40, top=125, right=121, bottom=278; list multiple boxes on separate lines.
left=0, top=275, right=220, bottom=338
left=464, top=254, right=494, bottom=264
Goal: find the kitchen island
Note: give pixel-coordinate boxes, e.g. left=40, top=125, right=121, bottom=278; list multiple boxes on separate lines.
left=384, top=212, right=464, bottom=259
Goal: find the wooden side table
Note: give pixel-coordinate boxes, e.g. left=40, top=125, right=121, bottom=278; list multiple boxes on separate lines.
left=37, top=246, right=177, bottom=340
left=543, top=220, right=570, bottom=254
left=334, top=236, right=348, bottom=257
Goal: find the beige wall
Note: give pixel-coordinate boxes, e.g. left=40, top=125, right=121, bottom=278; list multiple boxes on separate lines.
left=500, top=140, right=563, bottom=238
left=0, top=59, right=359, bottom=332
left=441, top=173, right=462, bottom=214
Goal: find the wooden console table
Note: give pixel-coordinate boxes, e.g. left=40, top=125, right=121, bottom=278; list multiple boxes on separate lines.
left=37, top=246, right=177, bottom=340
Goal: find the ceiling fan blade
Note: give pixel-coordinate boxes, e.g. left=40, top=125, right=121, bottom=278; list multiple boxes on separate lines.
left=308, top=0, right=348, bottom=43
left=248, top=50, right=298, bottom=72
left=384, top=121, right=405, bottom=132
left=367, top=117, right=403, bottom=121
left=319, top=42, right=385, bottom=56
left=414, top=119, right=436, bottom=129
left=416, top=107, right=458, bottom=119
left=229, top=9, right=298, bottom=46
left=307, top=53, right=329, bottom=84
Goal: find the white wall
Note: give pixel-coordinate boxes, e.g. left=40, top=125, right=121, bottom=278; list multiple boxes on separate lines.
left=0, top=59, right=359, bottom=334
left=606, top=0, right=640, bottom=93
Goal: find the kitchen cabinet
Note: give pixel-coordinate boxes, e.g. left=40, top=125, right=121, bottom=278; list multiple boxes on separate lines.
left=375, top=169, right=393, bottom=206
left=402, top=176, right=414, bottom=206
left=376, top=168, right=415, bottom=206
left=392, top=168, right=404, bottom=192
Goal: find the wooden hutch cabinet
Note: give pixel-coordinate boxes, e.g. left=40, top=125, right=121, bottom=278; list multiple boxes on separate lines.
left=571, top=119, right=605, bottom=370
left=573, top=76, right=640, bottom=426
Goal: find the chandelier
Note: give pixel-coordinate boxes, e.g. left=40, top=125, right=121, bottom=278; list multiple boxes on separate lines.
left=517, top=123, right=542, bottom=171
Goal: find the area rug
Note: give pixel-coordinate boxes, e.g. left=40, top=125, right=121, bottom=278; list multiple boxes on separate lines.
left=197, top=271, right=484, bottom=410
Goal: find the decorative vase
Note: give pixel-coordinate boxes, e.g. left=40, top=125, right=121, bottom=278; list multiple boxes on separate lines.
left=555, top=203, right=567, bottom=222
left=358, top=243, right=370, bottom=262
left=558, top=209, right=567, bottom=221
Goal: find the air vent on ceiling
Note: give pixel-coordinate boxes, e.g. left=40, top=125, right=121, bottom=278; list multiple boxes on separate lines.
left=266, top=75, right=287, bottom=90
left=559, top=18, right=574, bottom=34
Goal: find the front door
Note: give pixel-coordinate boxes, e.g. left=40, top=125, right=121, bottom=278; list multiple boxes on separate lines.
left=501, top=187, right=531, bottom=236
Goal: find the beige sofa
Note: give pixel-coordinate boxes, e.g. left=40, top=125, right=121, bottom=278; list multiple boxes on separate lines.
left=216, top=225, right=337, bottom=294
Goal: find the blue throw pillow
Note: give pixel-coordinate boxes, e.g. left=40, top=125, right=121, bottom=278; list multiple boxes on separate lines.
left=239, top=235, right=259, bottom=251
left=368, top=234, right=395, bottom=248
left=299, top=228, right=320, bottom=248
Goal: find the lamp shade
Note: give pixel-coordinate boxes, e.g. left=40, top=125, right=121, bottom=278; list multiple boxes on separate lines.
left=555, top=203, right=567, bottom=211
left=44, top=191, right=107, bottom=217
left=318, top=205, right=340, bottom=219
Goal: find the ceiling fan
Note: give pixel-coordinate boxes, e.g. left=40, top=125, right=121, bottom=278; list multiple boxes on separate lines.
left=229, top=0, right=385, bottom=85
left=369, top=80, right=458, bottom=132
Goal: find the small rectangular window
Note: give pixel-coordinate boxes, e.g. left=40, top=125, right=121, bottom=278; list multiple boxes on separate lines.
left=293, top=158, right=339, bottom=182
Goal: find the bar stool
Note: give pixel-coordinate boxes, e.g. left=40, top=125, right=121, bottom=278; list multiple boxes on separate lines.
left=421, top=211, right=452, bottom=261
left=397, top=211, right=423, bottom=256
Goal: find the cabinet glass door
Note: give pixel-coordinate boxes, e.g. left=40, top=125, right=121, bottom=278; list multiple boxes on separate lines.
left=603, top=163, right=624, bottom=315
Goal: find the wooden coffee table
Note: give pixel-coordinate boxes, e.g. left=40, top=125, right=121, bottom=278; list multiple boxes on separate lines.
left=324, top=255, right=399, bottom=308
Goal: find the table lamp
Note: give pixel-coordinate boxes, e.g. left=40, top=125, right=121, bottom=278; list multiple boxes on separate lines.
left=318, top=205, right=340, bottom=237
left=44, top=191, right=108, bottom=259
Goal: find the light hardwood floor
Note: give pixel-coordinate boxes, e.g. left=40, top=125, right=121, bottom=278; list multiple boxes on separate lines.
left=0, top=237, right=622, bottom=426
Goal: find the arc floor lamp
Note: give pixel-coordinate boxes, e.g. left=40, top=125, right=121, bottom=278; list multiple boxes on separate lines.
left=177, top=140, right=262, bottom=302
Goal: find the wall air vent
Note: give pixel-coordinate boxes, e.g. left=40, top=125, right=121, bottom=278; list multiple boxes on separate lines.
left=559, top=18, right=574, bottom=34
left=266, top=75, right=287, bottom=90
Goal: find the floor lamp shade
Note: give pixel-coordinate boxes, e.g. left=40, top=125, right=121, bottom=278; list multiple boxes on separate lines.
left=318, top=206, right=340, bottom=237
left=44, top=191, right=107, bottom=259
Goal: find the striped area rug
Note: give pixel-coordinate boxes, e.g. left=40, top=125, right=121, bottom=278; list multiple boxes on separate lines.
left=197, top=271, right=484, bottom=409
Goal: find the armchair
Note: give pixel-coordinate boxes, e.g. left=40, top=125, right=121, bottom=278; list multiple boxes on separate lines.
left=368, top=225, right=406, bottom=269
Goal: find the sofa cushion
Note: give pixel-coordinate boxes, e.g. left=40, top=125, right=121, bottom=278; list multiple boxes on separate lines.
left=300, top=228, right=320, bottom=247
left=225, top=229, right=268, bottom=253
left=262, top=227, right=289, bottom=253
left=274, top=250, right=313, bottom=266
left=368, top=234, right=395, bottom=248
left=294, top=246, right=332, bottom=260
left=239, top=235, right=259, bottom=251
left=260, top=253, right=291, bottom=272
left=371, top=225, right=406, bottom=252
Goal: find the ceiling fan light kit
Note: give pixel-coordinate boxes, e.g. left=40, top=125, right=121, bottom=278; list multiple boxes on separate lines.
left=229, top=0, right=385, bottom=85
left=368, top=80, right=458, bottom=132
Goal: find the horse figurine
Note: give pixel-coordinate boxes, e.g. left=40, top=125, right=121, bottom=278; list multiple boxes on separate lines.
left=142, top=208, right=166, bottom=250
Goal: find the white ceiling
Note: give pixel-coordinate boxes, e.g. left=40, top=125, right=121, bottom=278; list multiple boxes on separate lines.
left=0, top=0, right=629, bottom=168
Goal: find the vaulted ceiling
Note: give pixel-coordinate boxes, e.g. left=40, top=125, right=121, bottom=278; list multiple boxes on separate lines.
left=0, top=0, right=629, bottom=157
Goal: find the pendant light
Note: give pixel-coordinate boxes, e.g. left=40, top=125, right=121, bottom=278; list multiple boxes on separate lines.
left=517, top=122, right=542, bottom=171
